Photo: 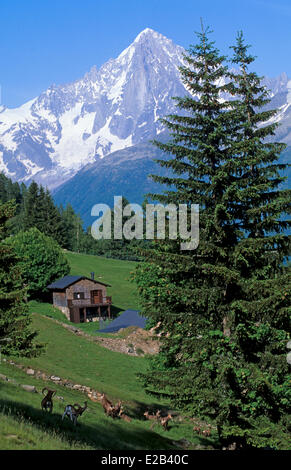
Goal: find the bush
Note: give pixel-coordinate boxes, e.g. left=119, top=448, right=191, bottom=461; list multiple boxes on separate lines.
left=6, top=228, right=70, bottom=298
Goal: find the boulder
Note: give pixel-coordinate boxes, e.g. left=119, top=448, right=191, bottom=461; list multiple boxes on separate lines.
left=73, top=384, right=82, bottom=390
left=64, top=382, right=75, bottom=389
left=7, top=378, right=18, bottom=384
left=21, top=384, right=37, bottom=393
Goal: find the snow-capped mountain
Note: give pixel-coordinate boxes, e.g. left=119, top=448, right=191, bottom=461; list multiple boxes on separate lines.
left=0, top=28, right=188, bottom=188
left=0, top=27, right=291, bottom=190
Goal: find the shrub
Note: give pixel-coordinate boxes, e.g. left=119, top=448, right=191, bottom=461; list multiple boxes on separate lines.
left=6, top=228, right=70, bottom=298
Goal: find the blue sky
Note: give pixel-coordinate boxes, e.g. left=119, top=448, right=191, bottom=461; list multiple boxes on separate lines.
left=1, top=0, right=291, bottom=107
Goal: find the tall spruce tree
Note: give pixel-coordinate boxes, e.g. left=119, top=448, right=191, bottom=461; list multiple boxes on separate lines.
left=41, top=188, right=67, bottom=246
left=59, top=203, right=85, bottom=252
left=23, top=182, right=66, bottom=246
left=23, top=181, right=40, bottom=230
left=134, top=27, right=290, bottom=449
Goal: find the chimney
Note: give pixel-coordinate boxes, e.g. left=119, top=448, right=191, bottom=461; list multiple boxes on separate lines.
left=91, top=272, right=95, bottom=280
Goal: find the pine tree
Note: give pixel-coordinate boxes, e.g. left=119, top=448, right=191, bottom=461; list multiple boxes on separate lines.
left=41, top=188, right=67, bottom=246
left=134, top=27, right=291, bottom=449
left=0, top=201, right=43, bottom=357
left=23, top=181, right=40, bottom=230
left=212, top=31, right=291, bottom=448
left=22, top=182, right=66, bottom=246
left=0, top=173, right=23, bottom=234
left=59, top=203, right=76, bottom=250
left=60, top=203, right=85, bottom=252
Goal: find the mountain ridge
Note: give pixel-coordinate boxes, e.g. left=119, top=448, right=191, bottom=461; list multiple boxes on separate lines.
left=53, top=138, right=172, bottom=226
left=0, top=27, right=290, bottom=222
left=1, top=27, right=291, bottom=190
left=0, top=28, right=187, bottom=189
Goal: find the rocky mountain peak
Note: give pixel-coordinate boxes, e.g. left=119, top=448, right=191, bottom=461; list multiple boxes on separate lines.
left=0, top=28, right=290, bottom=190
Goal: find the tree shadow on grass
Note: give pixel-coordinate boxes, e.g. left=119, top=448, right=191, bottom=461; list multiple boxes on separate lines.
left=125, top=399, right=220, bottom=449
left=0, top=397, right=180, bottom=450
left=126, top=399, right=172, bottom=420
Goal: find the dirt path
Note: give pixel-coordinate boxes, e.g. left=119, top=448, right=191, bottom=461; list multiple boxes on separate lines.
left=38, top=314, right=160, bottom=356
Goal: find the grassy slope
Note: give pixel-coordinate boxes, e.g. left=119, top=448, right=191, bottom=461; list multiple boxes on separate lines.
left=0, top=319, right=217, bottom=450
left=15, top=313, right=149, bottom=403
left=1, top=252, right=217, bottom=449
left=0, top=362, right=194, bottom=450
left=25, top=253, right=145, bottom=402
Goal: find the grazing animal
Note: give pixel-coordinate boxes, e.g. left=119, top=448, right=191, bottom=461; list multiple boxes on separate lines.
left=100, top=394, right=131, bottom=421
left=114, top=401, right=132, bottom=422
left=100, top=393, right=114, bottom=416
left=73, top=401, right=88, bottom=419
left=160, top=413, right=172, bottom=431
left=62, top=401, right=88, bottom=426
left=87, top=392, right=99, bottom=403
left=193, top=426, right=202, bottom=434
left=193, top=425, right=211, bottom=436
left=144, top=410, right=161, bottom=421
left=41, top=388, right=56, bottom=413
left=62, top=405, right=77, bottom=425
left=144, top=410, right=162, bottom=429
left=110, top=400, right=122, bottom=419
left=156, top=410, right=161, bottom=420
left=119, top=410, right=132, bottom=422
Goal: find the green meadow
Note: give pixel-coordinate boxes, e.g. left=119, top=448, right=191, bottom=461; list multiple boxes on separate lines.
left=0, top=316, right=217, bottom=450
left=0, top=251, right=217, bottom=450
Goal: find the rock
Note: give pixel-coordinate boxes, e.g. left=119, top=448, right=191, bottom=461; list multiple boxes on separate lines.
left=64, top=382, right=74, bottom=389
left=21, top=384, right=37, bottom=393
left=50, top=375, right=61, bottom=381
left=287, top=351, right=291, bottom=365
left=88, top=393, right=100, bottom=403
left=287, top=340, right=291, bottom=350
left=127, top=347, right=135, bottom=354
left=26, top=368, right=35, bottom=376
left=73, top=384, right=82, bottom=390
left=66, top=325, right=79, bottom=334
left=0, top=374, right=8, bottom=381
left=7, top=378, right=18, bottom=384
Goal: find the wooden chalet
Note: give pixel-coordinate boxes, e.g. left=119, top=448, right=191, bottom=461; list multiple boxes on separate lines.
left=47, top=273, right=112, bottom=323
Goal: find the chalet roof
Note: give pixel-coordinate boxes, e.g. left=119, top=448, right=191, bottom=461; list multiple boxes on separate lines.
left=47, top=275, right=111, bottom=290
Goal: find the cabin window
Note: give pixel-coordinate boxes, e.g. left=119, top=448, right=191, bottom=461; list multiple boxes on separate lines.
left=73, top=292, right=84, bottom=300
